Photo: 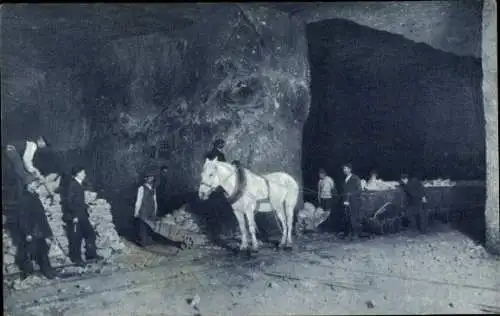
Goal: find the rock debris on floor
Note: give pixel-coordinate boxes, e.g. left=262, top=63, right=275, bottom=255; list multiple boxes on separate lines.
left=3, top=223, right=499, bottom=316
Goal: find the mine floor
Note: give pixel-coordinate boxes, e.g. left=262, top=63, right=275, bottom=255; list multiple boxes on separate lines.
left=3, top=224, right=500, bottom=316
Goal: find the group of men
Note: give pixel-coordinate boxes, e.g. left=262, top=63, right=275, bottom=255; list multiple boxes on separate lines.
left=4, top=136, right=103, bottom=280
left=3, top=135, right=429, bottom=279
left=317, top=165, right=429, bottom=239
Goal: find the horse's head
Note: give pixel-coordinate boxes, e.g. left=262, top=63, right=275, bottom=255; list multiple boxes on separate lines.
left=198, top=157, right=223, bottom=200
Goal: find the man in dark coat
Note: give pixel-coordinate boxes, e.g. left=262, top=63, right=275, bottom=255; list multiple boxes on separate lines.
left=340, top=163, right=364, bottom=239
left=205, top=139, right=226, bottom=162
left=14, top=187, right=56, bottom=279
left=400, top=174, right=429, bottom=233
left=62, top=166, right=102, bottom=265
left=134, top=170, right=158, bottom=246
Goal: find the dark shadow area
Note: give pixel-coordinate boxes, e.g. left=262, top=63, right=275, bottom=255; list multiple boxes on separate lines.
left=303, top=18, right=486, bottom=243
left=303, top=18, right=484, bottom=188
left=450, top=207, right=486, bottom=245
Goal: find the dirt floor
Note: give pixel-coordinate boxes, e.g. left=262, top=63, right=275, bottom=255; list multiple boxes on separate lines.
left=3, top=223, right=500, bottom=316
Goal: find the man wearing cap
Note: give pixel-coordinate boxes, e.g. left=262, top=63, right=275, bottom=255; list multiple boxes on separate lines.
left=205, top=139, right=226, bottom=162
left=134, top=170, right=158, bottom=246
left=317, top=168, right=336, bottom=213
left=400, top=174, right=429, bottom=233
left=63, top=166, right=102, bottom=265
left=341, top=163, right=363, bottom=239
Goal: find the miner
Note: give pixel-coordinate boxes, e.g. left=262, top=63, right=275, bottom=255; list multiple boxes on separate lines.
left=63, top=166, right=102, bottom=265
left=399, top=174, right=429, bottom=233
left=205, top=139, right=227, bottom=162
left=4, top=135, right=55, bottom=198
left=317, top=168, right=336, bottom=213
left=14, top=186, right=57, bottom=280
left=340, top=163, right=364, bottom=239
left=134, top=170, right=159, bottom=246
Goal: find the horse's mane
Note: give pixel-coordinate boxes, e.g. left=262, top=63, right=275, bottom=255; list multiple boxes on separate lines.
left=212, top=160, right=247, bottom=204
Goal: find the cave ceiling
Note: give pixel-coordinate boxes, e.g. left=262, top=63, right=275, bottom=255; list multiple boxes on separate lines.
left=1, top=2, right=482, bottom=67
left=1, top=3, right=206, bottom=67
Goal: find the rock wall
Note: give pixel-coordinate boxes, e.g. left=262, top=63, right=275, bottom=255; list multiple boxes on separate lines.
left=1, top=50, right=90, bottom=151
left=84, top=4, right=310, bottom=231
left=482, top=0, right=500, bottom=255
left=294, top=1, right=483, bottom=58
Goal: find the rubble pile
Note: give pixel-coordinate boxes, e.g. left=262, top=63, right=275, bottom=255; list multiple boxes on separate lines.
left=146, top=205, right=209, bottom=246
left=162, top=206, right=205, bottom=233
left=85, top=194, right=126, bottom=258
left=422, top=179, right=456, bottom=187
left=361, top=178, right=459, bottom=191
left=296, top=202, right=330, bottom=234
left=2, top=173, right=125, bottom=276
left=3, top=230, right=18, bottom=274
left=361, top=179, right=399, bottom=191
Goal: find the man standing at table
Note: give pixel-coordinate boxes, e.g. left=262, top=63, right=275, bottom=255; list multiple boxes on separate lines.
left=400, top=174, right=429, bottom=233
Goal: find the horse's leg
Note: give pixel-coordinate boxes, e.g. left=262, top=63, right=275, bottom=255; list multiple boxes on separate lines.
left=245, top=206, right=259, bottom=252
left=234, top=211, right=248, bottom=251
left=284, top=200, right=295, bottom=248
left=284, top=187, right=298, bottom=249
left=273, top=205, right=287, bottom=248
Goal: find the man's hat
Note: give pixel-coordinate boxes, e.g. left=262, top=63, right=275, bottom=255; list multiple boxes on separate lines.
left=214, top=139, right=225, bottom=148
left=342, top=163, right=353, bottom=170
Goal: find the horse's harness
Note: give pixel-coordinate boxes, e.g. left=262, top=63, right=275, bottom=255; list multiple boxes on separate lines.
left=201, top=164, right=271, bottom=206
left=227, top=165, right=271, bottom=208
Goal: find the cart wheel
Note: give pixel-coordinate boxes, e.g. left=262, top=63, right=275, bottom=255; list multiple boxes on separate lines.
left=181, top=235, right=194, bottom=249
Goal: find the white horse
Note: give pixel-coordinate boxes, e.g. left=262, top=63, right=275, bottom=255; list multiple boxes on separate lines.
left=198, top=157, right=299, bottom=252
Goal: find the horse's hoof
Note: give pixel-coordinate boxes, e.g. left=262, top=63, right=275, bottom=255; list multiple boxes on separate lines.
left=250, top=248, right=259, bottom=254
left=284, top=245, right=293, bottom=252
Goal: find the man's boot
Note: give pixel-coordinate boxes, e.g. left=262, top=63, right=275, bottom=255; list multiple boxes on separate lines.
left=38, top=253, right=57, bottom=279
left=85, top=244, right=103, bottom=261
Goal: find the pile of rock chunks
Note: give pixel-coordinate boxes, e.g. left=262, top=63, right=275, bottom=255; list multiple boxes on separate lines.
left=2, top=173, right=126, bottom=276
left=296, top=202, right=331, bottom=235
left=145, top=205, right=209, bottom=247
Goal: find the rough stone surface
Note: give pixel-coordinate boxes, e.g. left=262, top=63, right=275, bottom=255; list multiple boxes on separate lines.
left=1, top=54, right=90, bottom=151
left=84, top=4, right=309, bottom=230
left=294, top=1, right=483, bottom=58
left=296, top=202, right=330, bottom=234
left=482, top=0, right=500, bottom=255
